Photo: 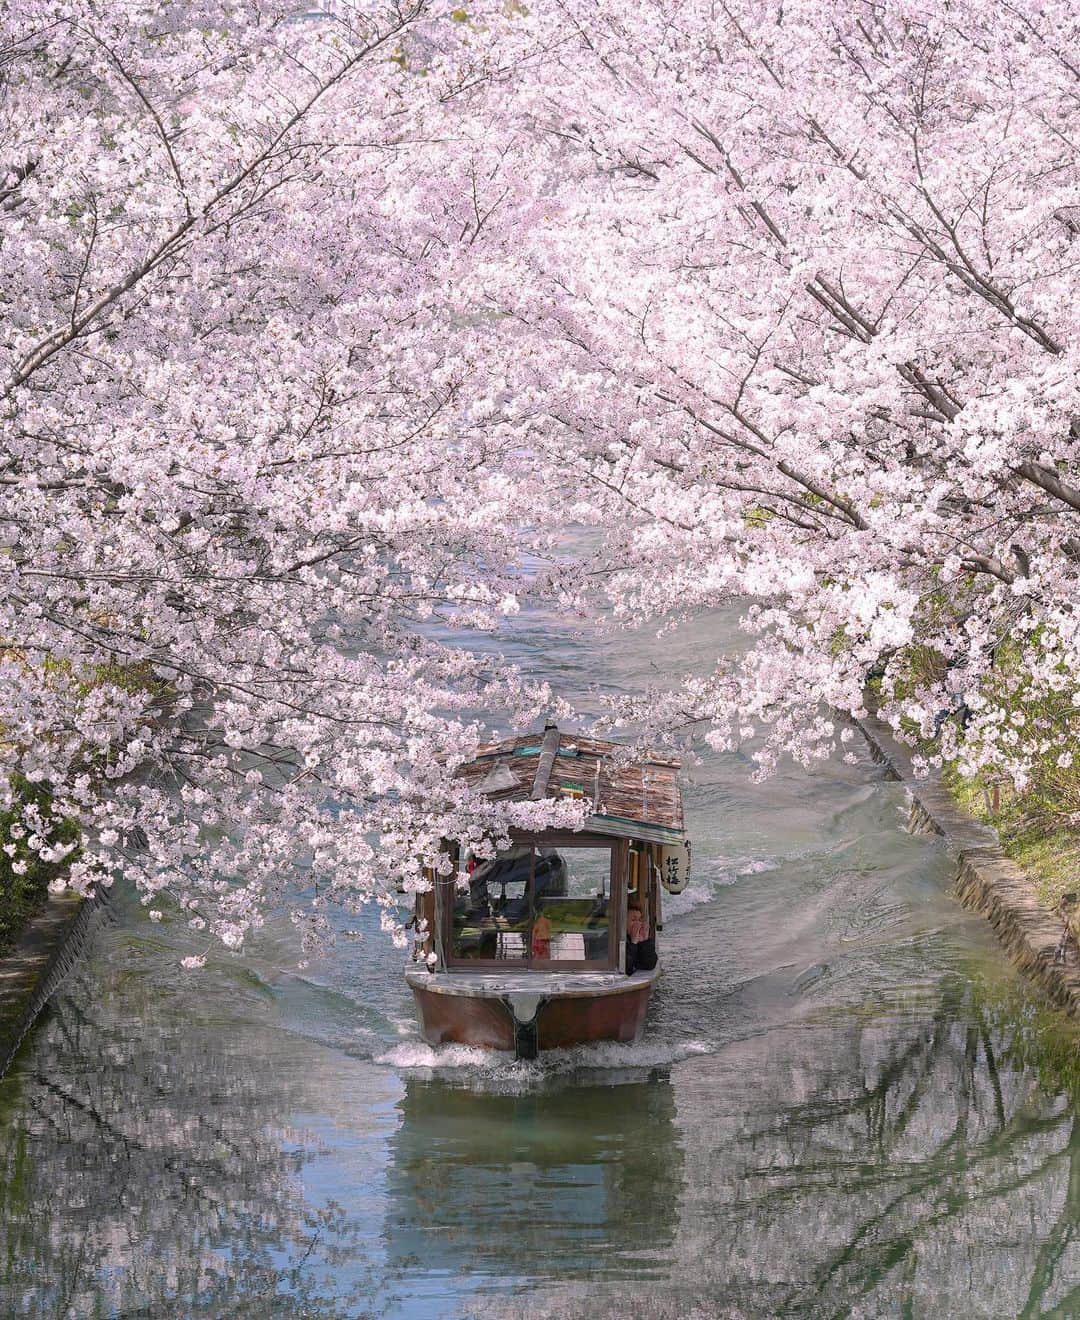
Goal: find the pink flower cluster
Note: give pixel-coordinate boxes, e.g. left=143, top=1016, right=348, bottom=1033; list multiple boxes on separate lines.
left=2, top=0, right=1077, bottom=955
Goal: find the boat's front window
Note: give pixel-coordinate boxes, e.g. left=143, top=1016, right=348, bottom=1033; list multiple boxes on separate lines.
left=451, top=845, right=531, bottom=963
left=533, top=846, right=610, bottom=965
left=448, top=842, right=614, bottom=969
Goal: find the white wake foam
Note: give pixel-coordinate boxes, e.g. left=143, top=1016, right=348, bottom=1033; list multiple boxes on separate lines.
left=374, top=1035, right=711, bottom=1089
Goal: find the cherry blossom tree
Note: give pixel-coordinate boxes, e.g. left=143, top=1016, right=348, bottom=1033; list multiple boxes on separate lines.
left=6, top=0, right=1079, bottom=959
left=484, top=0, right=1080, bottom=788
left=0, top=0, right=579, bottom=958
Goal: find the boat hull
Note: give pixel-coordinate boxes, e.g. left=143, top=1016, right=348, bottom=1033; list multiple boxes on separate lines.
left=406, top=967, right=657, bottom=1054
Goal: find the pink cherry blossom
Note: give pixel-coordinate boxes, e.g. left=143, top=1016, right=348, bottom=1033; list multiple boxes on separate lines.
left=4, top=0, right=1077, bottom=959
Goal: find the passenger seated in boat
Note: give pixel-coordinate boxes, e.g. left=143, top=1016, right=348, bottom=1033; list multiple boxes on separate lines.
left=453, top=847, right=570, bottom=960
left=626, top=900, right=657, bottom=975
left=497, top=849, right=567, bottom=920
left=531, top=911, right=552, bottom=959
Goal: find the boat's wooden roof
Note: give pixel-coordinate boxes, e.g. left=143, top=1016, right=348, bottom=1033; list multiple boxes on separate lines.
left=454, top=726, right=685, bottom=844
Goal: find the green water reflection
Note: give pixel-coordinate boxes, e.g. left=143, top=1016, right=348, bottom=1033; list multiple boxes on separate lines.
left=1, top=915, right=1079, bottom=1317
left=383, top=1078, right=682, bottom=1287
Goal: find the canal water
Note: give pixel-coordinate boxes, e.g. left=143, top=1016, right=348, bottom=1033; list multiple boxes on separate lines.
left=2, top=606, right=1079, bottom=1318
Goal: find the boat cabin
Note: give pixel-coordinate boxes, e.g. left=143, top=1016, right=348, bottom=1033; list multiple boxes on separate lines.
left=406, top=725, right=689, bottom=1057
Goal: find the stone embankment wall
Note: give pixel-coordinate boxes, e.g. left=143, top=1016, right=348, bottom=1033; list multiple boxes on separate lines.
left=856, top=711, right=1080, bottom=1016
left=0, top=890, right=106, bottom=1078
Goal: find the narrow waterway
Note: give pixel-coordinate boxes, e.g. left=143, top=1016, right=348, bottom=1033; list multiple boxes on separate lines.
left=2, top=608, right=1079, bottom=1318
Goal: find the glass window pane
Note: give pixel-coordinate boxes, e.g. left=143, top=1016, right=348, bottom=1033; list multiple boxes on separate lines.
left=451, top=845, right=532, bottom=962
left=449, top=842, right=614, bottom=967
left=532, top=846, right=611, bottom=965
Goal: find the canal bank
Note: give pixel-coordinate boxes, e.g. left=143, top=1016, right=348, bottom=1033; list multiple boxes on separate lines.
left=0, top=889, right=105, bottom=1077
left=856, top=708, right=1080, bottom=1017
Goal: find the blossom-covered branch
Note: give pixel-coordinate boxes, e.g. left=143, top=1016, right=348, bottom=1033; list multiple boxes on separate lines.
left=0, top=0, right=576, bottom=956
left=486, top=0, right=1079, bottom=787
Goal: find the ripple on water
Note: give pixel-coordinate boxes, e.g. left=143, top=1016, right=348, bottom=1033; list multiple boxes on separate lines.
left=7, top=599, right=1080, bottom=1318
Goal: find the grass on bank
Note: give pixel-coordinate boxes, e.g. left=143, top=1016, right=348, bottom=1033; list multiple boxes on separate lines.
left=874, top=634, right=1080, bottom=911
left=945, top=766, right=1080, bottom=910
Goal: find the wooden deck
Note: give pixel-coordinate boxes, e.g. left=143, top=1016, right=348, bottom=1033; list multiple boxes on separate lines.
left=405, top=965, right=659, bottom=998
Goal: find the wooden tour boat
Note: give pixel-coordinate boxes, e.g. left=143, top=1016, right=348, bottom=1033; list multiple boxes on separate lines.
left=406, top=724, right=690, bottom=1059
